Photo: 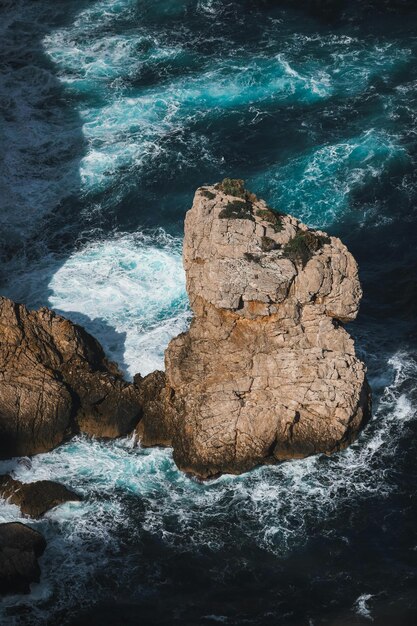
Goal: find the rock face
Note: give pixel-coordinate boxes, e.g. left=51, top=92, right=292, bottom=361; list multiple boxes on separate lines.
left=0, top=522, right=46, bottom=595
left=134, top=371, right=171, bottom=447
left=0, top=476, right=81, bottom=518
left=140, top=180, right=371, bottom=478
left=0, top=297, right=141, bottom=458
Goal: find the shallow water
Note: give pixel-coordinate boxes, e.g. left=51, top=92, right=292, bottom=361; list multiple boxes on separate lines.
left=0, top=0, right=417, bottom=624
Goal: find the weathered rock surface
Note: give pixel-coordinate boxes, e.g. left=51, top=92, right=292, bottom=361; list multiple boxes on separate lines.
left=139, top=180, right=371, bottom=478
left=0, top=476, right=81, bottom=518
left=134, top=371, right=171, bottom=447
left=0, top=522, right=46, bottom=595
left=0, top=297, right=142, bottom=458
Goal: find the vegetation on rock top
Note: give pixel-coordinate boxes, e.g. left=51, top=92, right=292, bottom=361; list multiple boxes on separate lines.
left=215, top=178, right=246, bottom=198
left=283, top=230, right=330, bottom=267
left=256, top=208, right=285, bottom=232
left=201, top=188, right=216, bottom=200
left=219, top=199, right=254, bottom=221
left=216, top=178, right=258, bottom=202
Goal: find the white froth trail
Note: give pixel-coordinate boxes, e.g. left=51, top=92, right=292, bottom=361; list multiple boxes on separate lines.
left=249, top=129, right=410, bottom=228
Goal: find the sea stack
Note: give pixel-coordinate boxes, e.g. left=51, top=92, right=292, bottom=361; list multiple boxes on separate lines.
left=140, top=180, right=371, bottom=478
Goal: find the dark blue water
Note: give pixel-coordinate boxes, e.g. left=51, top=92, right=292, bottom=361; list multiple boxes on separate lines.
left=0, top=1, right=417, bottom=624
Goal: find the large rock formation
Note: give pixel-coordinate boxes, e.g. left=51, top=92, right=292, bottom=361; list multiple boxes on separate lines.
left=139, top=180, right=371, bottom=478
left=0, top=298, right=141, bottom=458
left=0, top=522, right=46, bottom=595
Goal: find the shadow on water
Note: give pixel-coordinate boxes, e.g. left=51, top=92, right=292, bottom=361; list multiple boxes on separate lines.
left=59, top=310, right=130, bottom=375
left=0, top=1, right=87, bottom=295
left=0, top=0, right=133, bottom=371
left=0, top=0, right=88, bottom=260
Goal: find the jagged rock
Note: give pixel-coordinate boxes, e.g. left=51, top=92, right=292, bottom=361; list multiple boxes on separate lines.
left=0, top=297, right=142, bottom=458
left=134, top=371, right=172, bottom=447
left=0, top=475, right=81, bottom=518
left=140, top=181, right=371, bottom=478
left=0, top=522, right=46, bottom=595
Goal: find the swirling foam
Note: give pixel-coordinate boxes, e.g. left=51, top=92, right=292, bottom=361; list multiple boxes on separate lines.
left=250, top=129, right=410, bottom=227
left=1, top=1, right=417, bottom=623
left=47, top=231, right=189, bottom=377
left=39, top=0, right=412, bottom=207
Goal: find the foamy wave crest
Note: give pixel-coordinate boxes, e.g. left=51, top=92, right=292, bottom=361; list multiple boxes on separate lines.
left=354, top=593, right=374, bottom=620
left=250, top=129, right=410, bottom=227
left=46, top=230, right=189, bottom=377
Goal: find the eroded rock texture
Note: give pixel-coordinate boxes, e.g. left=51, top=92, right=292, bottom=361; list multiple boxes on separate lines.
left=0, top=297, right=141, bottom=458
left=140, top=181, right=371, bottom=478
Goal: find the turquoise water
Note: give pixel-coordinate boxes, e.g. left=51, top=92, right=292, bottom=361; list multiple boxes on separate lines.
left=0, top=0, right=417, bottom=623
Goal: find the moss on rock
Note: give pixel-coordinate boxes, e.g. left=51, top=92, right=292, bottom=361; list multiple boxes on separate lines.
left=219, top=199, right=254, bottom=221
left=256, top=208, right=284, bottom=232
left=215, top=178, right=246, bottom=198
left=283, top=230, right=330, bottom=267
left=215, top=178, right=258, bottom=203
left=200, top=188, right=215, bottom=200
left=261, top=236, right=280, bottom=252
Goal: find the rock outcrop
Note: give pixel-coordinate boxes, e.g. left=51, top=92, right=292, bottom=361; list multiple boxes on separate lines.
left=139, top=180, right=371, bottom=478
left=0, top=522, right=46, bottom=595
left=134, top=371, right=171, bottom=447
left=0, top=476, right=81, bottom=518
left=0, top=297, right=141, bottom=458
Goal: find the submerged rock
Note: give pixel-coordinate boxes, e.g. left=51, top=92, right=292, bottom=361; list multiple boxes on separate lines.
left=0, top=522, right=46, bottom=595
left=0, top=476, right=81, bottom=518
left=140, top=181, right=371, bottom=478
left=0, top=297, right=142, bottom=458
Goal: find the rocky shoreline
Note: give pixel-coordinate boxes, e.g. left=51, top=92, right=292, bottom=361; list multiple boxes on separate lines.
left=0, top=181, right=371, bottom=593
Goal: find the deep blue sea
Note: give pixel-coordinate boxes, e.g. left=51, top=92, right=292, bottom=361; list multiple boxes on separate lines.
left=0, top=1, right=417, bottom=624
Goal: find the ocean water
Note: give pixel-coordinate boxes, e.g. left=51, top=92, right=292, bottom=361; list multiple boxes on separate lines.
left=0, top=0, right=417, bottom=624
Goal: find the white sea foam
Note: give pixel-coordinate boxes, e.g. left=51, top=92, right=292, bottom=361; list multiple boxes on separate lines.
left=46, top=230, right=189, bottom=377
left=1, top=1, right=417, bottom=623
left=354, top=593, right=374, bottom=620
left=40, top=5, right=346, bottom=200
left=1, top=0, right=412, bottom=249
left=250, top=129, right=410, bottom=227
left=196, top=0, right=220, bottom=16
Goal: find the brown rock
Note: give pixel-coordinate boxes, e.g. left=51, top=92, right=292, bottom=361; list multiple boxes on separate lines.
left=139, top=181, right=371, bottom=478
left=0, top=475, right=81, bottom=518
left=0, top=522, right=46, bottom=595
left=0, top=297, right=142, bottom=458
left=134, top=371, right=173, bottom=447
